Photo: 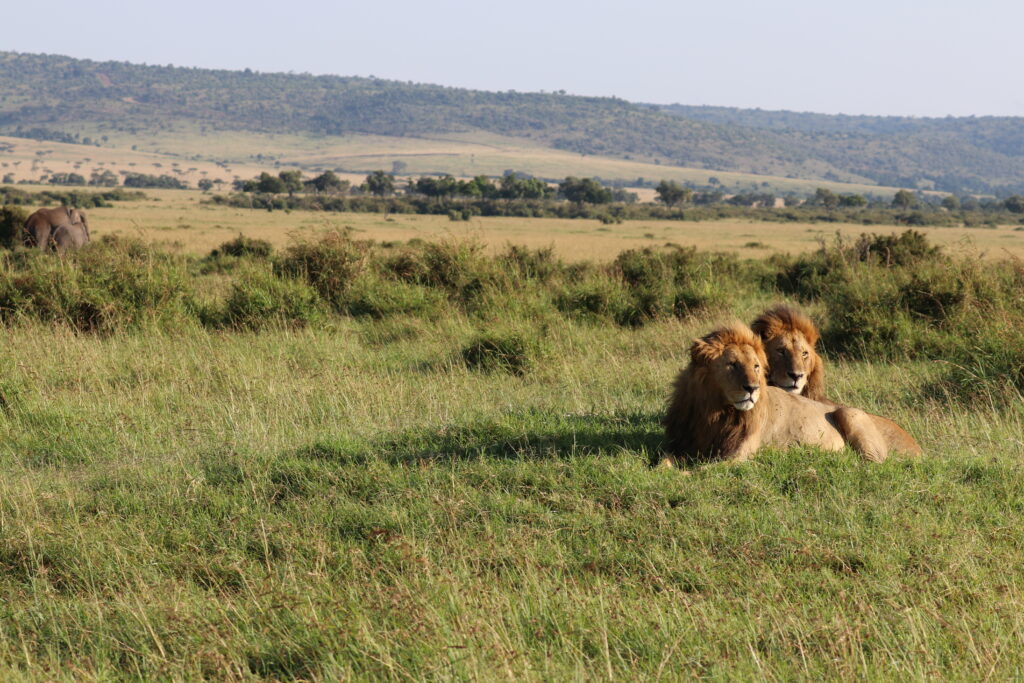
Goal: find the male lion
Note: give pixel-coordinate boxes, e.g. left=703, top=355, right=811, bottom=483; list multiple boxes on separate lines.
left=661, top=324, right=914, bottom=464
left=750, top=305, right=825, bottom=399
left=751, top=305, right=922, bottom=456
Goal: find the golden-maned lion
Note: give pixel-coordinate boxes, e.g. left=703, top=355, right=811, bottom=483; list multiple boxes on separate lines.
left=661, top=324, right=915, bottom=464
left=750, top=305, right=825, bottom=400
left=751, top=305, right=922, bottom=457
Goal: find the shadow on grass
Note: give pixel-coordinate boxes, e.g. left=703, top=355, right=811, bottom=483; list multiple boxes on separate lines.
left=297, top=410, right=665, bottom=465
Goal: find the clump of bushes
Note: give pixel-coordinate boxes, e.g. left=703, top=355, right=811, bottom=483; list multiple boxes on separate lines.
left=216, top=269, right=322, bottom=330
left=461, top=331, right=541, bottom=375
left=274, top=231, right=367, bottom=310
left=498, top=245, right=561, bottom=283
left=210, top=235, right=273, bottom=259
left=339, top=273, right=445, bottom=319
left=0, top=205, right=28, bottom=249
left=0, top=236, right=195, bottom=333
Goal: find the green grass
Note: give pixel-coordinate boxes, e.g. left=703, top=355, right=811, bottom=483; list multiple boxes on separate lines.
left=0, top=231, right=1021, bottom=677
left=0, top=312, right=1019, bottom=679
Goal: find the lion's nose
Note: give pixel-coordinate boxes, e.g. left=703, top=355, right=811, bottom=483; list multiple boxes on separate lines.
left=743, top=384, right=758, bottom=394
left=788, top=372, right=804, bottom=381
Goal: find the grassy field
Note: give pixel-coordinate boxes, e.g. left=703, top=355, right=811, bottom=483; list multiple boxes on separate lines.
left=77, top=188, right=1024, bottom=260
left=3, top=125, right=910, bottom=198
left=0, top=203, right=1021, bottom=678
left=0, top=303, right=1022, bottom=678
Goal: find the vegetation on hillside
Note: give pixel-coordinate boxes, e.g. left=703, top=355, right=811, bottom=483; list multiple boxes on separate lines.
left=3, top=51, right=1024, bottom=194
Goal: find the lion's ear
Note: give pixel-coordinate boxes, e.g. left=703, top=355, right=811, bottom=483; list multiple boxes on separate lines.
left=804, top=325, right=821, bottom=348
left=750, top=316, right=769, bottom=340
left=690, top=338, right=715, bottom=363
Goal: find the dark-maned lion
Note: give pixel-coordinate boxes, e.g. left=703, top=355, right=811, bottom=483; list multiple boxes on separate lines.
left=751, top=305, right=922, bottom=457
left=661, top=324, right=917, bottom=465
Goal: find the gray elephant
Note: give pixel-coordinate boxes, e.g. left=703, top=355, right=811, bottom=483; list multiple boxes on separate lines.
left=23, top=206, right=90, bottom=250
left=52, top=222, right=90, bottom=254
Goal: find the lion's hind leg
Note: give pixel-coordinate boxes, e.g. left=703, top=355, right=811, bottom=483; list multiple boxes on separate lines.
left=831, top=407, right=888, bottom=463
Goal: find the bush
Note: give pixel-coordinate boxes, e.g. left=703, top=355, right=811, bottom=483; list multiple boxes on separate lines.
left=211, top=235, right=273, bottom=259
left=605, top=246, right=722, bottom=326
left=461, top=331, right=540, bottom=375
left=938, top=323, right=1024, bottom=402
left=0, top=205, right=28, bottom=249
left=217, top=270, right=322, bottom=330
left=0, top=236, right=195, bottom=332
left=498, top=245, right=562, bottom=283
left=339, top=274, right=445, bottom=319
left=275, top=232, right=367, bottom=311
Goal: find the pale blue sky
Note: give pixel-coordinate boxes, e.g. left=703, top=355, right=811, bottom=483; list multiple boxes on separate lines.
left=5, top=0, right=1022, bottom=117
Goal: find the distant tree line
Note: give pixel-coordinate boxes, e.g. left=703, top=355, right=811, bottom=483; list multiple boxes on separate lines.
left=211, top=170, right=1024, bottom=227
left=0, top=186, right=146, bottom=208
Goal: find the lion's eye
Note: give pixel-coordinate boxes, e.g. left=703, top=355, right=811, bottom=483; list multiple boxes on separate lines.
left=754, top=364, right=760, bottom=371
left=802, top=351, right=809, bottom=358
left=777, top=349, right=785, bottom=356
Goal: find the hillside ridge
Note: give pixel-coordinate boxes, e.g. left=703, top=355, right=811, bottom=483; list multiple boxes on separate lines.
left=2, top=51, right=1023, bottom=194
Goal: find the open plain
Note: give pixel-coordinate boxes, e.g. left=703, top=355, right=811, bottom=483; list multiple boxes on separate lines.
left=65, top=187, right=1024, bottom=260
left=0, top=189, right=1021, bottom=678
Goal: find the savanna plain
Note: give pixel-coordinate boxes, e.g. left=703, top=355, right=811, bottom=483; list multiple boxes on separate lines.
left=0, top=192, right=1023, bottom=680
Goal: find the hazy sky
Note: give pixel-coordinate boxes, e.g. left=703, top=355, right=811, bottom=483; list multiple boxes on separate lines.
left=5, top=0, right=1022, bottom=117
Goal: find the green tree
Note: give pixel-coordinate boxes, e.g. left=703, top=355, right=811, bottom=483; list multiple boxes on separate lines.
left=892, top=189, right=917, bottom=209
left=498, top=175, right=551, bottom=200
left=308, top=171, right=348, bottom=194
left=559, top=176, right=612, bottom=204
left=839, top=193, right=866, bottom=208
left=941, top=195, right=961, bottom=211
left=198, top=178, right=214, bottom=192
left=414, top=175, right=458, bottom=198
left=89, top=169, right=119, bottom=187
left=1003, top=195, right=1024, bottom=213
left=814, top=187, right=840, bottom=210
left=456, top=175, right=496, bottom=198
left=255, top=172, right=286, bottom=194
left=365, top=170, right=395, bottom=197
left=655, top=180, right=692, bottom=206
left=278, top=170, right=304, bottom=197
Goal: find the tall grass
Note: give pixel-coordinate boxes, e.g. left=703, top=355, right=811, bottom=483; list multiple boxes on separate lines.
left=0, top=305, right=1017, bottom=677
left=0, top=225, right=1017, bottom=676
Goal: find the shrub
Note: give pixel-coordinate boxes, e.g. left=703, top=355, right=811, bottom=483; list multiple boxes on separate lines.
left=211, top=235, right=273, bottom=259
left=555, top=274, right=632, bottom=323
left=0, top=236, right=195, bottom=332
left=498, top=245, right=562, bottom=283
left=217, top=270, right=322, bottom=330
left=461, top=331, right=540, bottom=376
left=339, top=274, right=445, bottom=319
left=0, top=205, right=27, bottom=249
left=275, top=232, right=367, bottom=311
left=938, top=322, right=1024, bottom=402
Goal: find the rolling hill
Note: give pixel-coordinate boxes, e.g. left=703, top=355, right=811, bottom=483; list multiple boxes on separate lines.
left=1, top=51, right=1023, bottom=195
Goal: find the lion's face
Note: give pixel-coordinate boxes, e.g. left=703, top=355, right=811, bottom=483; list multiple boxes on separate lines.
left=762, top=330, right=815, bottom=394
left=707, top=343, right=765, bottom=411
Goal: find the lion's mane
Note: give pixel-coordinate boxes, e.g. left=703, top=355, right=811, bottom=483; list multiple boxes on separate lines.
left=662, top=324, right=768, bottom=462
left=750, top=305, right=826, bottom=401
